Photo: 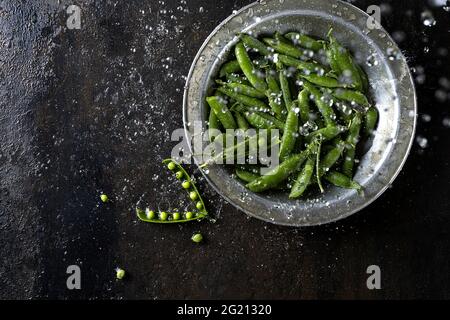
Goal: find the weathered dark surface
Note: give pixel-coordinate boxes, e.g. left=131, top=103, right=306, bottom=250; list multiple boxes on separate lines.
left=0, top=0, right=449, bottom=299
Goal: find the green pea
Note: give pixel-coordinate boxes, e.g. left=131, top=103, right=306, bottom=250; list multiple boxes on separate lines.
left=173, top=212, right=181, bottom=220
left=189, top=191, right=198, bottom=201
left=145, top=209, right=155, bottom=220
left=116, top=268, right=125, bottom=280
left=100, top=194, right=108, bottom=203
left=191, top=233, right=203, bottom=243
left=176, top=171, right=184, bottom=180
left=196, top=202, right=203, bottom=210
left=160, top=211, right=168, bottom=221
left=167, top=162, right=176, bottom=170
left=185, top=211, right=194, bottom=219
left=182, top=181, right=191, bottom=189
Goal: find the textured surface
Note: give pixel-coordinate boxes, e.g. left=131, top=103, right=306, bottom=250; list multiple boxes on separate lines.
left=0, top=0, right=449, bottom=299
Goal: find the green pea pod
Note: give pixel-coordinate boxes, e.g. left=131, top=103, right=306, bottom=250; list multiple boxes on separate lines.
left=217, top=87, right=271, bottom=113
left=235, top=42, right=267, bottom=92
left=302, top=81, right=337, bottom=127
left=319, top=140, right=346, bottom=176
left=206, top=96, right=237, bottom=129
left=244, top=111, right=285, bottom=133
left=289, top=158, right=315, bottom=199
left=284, top=32, right=323, bottom=52
left=299, top=74, right=348, bottom=88
left=307, top=125, right=346, bottom=142
left=263, top=37, right=305, bottom=59
left=226, top=73, right=250, bottom=86
left=277, top=54, right=326, bottom=74
left=233, top=111, right=250, bottom=130
left=239, top=33, right=271, bottom=55
left=342, top=113, right=362, bottom=177
left=265, top=69, right=285, bottom=118
left=325, top=39, right=341, bottom=74
left=246, top=140, right=319, bottom=193
left=236, top=168, right=260, bottom=183
left=279, top=101, right=299, bottom=161
left=356, top=63, right=369, bottom=94
left=332, top=88, right=370, bottom=108
left=219, top=60, right=241, bottom=78
left=364, top=107, right=379, bottom=136
left=298, top=89, right=311, bottom=124
left=216, top=80, right=266, bottom=99
left=208, top=109, right=221, bottom=142
left=325, top=171, right=362, bottom=192
left=136, top=160, right=208, bottom=224
left=202, top=134, right=257, bottom=167
left=266, top=91, right=285, bottom=119
left=266, top=69, right=280, bottom=92
left=208, top=109, right=221, bottom=131
left=327, top=30, right=363, bottom=91
left=279, top=68, right=292, bottom=112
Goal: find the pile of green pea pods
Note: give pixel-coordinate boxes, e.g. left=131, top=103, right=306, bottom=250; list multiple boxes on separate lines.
left=206, top=29, right=378, bottom=198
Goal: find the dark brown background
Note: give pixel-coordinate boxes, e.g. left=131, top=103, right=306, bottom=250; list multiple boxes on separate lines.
left=0, top=0, right=449, bottom=299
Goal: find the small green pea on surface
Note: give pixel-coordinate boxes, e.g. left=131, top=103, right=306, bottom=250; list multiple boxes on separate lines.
left=100, top=194, right=109, bottom=203
left=116, top=268, right=125, bottom=280
left=191, top=233, right=203, bottom=243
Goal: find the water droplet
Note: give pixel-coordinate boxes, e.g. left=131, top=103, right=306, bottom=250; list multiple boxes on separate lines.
left=442, top=117, right=450, bottom=128
left=366, top=54, right=378, bottom=67
left=435, top=89, right=447, bottom=102
left=416, top=136, right=428, bottom=148
left=386, top=47, right=400, bottom=60
left=421, top=10, right=436, bottom=27
left=444, top=0, right=450, bottom=11
left=421, top=114, right=432, bottom=122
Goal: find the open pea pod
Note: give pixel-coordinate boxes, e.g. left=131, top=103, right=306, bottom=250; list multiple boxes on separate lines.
left=136, top=159, right=208, bottom=224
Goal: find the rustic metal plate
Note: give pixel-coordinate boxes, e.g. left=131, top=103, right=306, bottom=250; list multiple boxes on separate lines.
left=183, top=0, right=417, bottom=226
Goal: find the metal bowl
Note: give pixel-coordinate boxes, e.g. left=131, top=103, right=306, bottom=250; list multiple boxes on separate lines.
left=183, top=0, right=416, bottom=226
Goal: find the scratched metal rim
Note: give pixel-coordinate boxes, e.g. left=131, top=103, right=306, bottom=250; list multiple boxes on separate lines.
left=183, top=0, right=417, bottom=227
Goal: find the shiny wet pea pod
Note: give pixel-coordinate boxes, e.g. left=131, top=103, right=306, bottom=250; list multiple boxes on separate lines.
left=205, top=28, right=373, bottom=198
left=136, top=159, right=208, bottom=224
